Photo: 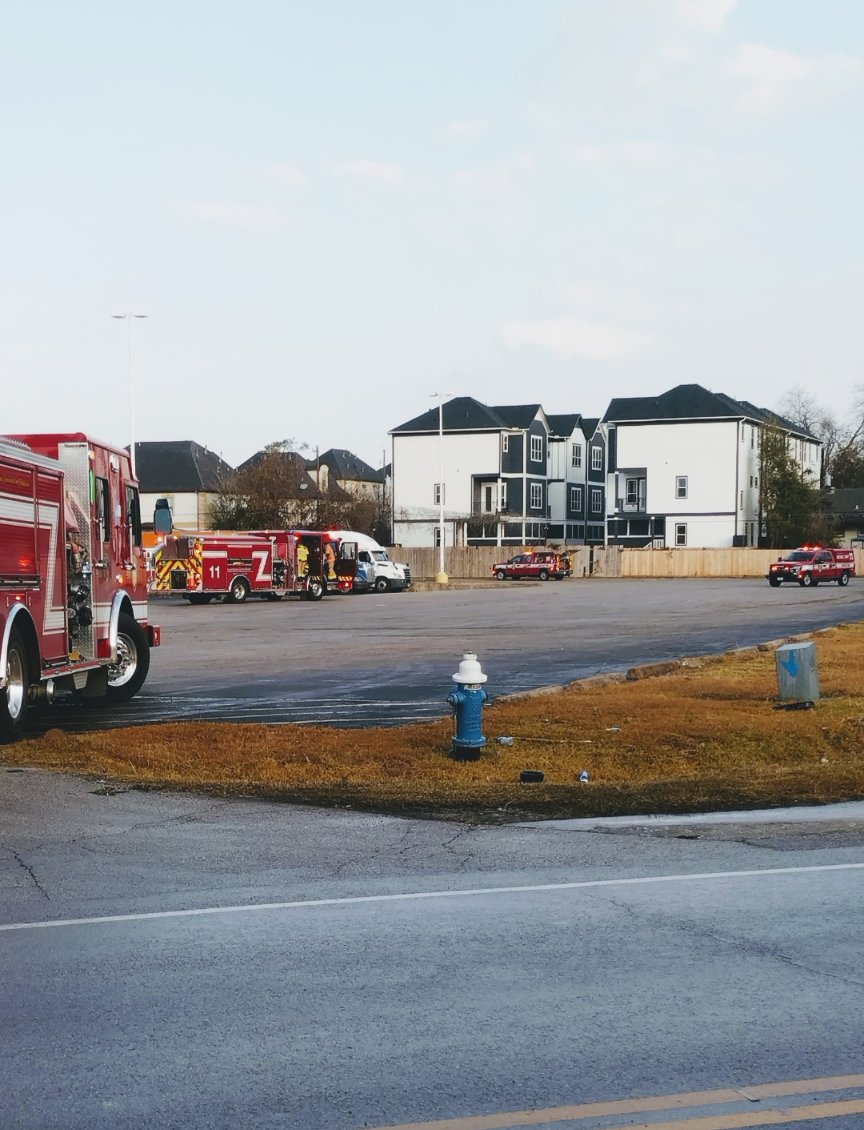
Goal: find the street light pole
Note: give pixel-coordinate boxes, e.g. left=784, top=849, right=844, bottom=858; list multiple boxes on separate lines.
left=111, top=313, right=148, bottom=477
left=431, top=392, right=453, bottom=584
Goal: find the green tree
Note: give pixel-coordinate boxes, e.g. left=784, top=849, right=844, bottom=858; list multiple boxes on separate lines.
left=759, top=417, right=822, bottom=547
left=208, top=441, right=317, bottom=530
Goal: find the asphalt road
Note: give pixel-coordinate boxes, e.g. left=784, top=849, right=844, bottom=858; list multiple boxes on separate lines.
left=32, top=577, right=864, bottom=733
left=3, top=771, right=864, bottom=1129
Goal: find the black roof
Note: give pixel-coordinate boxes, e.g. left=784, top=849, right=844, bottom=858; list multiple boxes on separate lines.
left=604, top=383, right=818, bottom=440
left=391, top=396, right=546, bottom=435
left=827, top=488, right=864, bottom=517
left=546, top=414, right=582, bottom=438
left=307, top=448, right=383, bottom=483
left=580, top=418, right=600, bottom=440
left=134, top=441, right=233, bottom=493
left=390, top=396, right=506, bottom=434
left=490, top=404, right=544, bottom=429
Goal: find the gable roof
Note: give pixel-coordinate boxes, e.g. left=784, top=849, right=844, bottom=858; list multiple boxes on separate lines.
left=580, top=417, right=601, bottom=440
left=390, top=396, right=507, bottom=434
left=134, top=441, right=233, bottom=493
left=489, top=403, right=545, bottom=429
left=604, top=384, right=818, bottom=440
left=308, top=448, right=383, bottom=483
left=546, top=414, right=582, bottom=438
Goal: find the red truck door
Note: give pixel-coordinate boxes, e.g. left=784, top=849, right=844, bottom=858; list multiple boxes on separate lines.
left=202, top=548, right=228, bottom=591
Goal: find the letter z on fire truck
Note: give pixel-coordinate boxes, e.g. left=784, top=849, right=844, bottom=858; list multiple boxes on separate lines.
left=0, top=433, right=160, bottom=743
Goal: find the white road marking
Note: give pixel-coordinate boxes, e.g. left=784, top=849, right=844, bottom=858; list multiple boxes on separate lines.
left=2, top=862, right=863, bottom=933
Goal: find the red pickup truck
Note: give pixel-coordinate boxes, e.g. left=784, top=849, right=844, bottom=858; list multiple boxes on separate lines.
left=492, top=551, right=571, bottom=581
left=767, top=546, right=856, bottom=588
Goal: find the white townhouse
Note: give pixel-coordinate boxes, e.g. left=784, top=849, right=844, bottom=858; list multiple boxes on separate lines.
left=603, top=384, right=822, bottom=548
left=546, top=415, right=606, bottom=546
left=390, top=397, right=605, bottom=547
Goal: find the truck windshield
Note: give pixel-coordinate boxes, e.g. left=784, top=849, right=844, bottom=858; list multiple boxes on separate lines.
left=784, top=552, right=814, bottom=562
left=372, top=550, right=389, bottom=561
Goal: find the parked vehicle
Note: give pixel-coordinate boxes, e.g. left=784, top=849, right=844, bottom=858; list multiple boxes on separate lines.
left=1, top=432, right=160, bottom=743
left=151, top=530, right=357, bottom=603
left=492, top=550, right=571, bottom=581
left=324, top=530, right=411, bottom=593
left=767, top=546, right=856, bottom=588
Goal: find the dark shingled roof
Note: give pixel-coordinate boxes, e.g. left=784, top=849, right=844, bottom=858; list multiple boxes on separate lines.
left=307, top=448, right=383, bottom=483
left=580, top=418, right=600, bottom=440
left=391, top=397, right=547, bottom=435
left=546, top=414, right=582, bottom=438
left=390, top=396, right=507, bottom=434
left=604, top=384, right=818, bottom=440
left=827, top=488, right=864, bottom=518
left=489, top=404, right=544, bottom=429
left=134, top=441, right=233, bottom=493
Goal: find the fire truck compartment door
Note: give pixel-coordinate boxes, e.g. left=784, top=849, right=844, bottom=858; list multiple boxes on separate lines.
left=202, top=549, right=228, bottom=590
left=337, top=541, right=358, bottom=578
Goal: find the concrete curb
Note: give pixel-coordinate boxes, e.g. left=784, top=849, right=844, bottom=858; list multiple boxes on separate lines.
left=491, top=627, right=841, bottom=706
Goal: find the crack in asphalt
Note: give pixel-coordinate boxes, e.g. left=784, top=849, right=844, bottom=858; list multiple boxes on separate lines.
left=594, top=892, right=864, bottom=994
left=4, top=847, right=50, bottom=900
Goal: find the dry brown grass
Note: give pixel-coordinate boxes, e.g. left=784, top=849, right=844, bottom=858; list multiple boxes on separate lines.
left=5, top=624, right=864, bottom=822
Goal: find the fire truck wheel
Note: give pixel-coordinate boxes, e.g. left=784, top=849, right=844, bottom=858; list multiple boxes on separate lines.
left=768, top=577, right=781, bottom=587
left=799, top=573, right=813, bottom=587
left=227, top=578, right=250, bottom=604
left=374, top=577, right=391, bottom=593
left=839, top=572, right=850, bottom=587
left=0, top=627, right=29, bottom=744
left=495, top=570, right=507, bottom=581
left=305, top=576, right=326, bottom=601
left=538, top=569, right=549, bottom=581
left=105, top=613, right=150, bottom=702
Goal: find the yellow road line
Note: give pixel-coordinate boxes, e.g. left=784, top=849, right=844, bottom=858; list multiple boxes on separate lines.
left=366, top=1074, right=864, bottom=1130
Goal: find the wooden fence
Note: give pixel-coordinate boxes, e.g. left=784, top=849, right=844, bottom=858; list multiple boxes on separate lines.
left=390, top=545, right=864, bottom=581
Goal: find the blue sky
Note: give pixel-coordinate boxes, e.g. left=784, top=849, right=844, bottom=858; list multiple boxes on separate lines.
left=2, top=1, right=862, bottom=468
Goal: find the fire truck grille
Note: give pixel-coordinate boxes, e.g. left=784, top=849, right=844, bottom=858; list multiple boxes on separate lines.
left=169, top=569, right=188, bottom=590
left=403, top=566, right=411, bottom=587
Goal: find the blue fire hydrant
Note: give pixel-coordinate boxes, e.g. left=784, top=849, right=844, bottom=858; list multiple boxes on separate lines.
left=447, top=653, right=488, bottom=759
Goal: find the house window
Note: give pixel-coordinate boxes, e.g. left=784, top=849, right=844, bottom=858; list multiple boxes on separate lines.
left=434, top=483, right=445, bottom=506
left=754, top=476, right=758, bottom=488
left=434, top=527, right=442, bottom=548
left=751, top=427, right=755, bottom=449
left=571, top=443, right=582, bottom=468
left=739, top=490, right=744, bottom=511
left=529, top=482, right=543, bottom=509
left=570, top=485, right=583, bottom=511
left=675, top=523, right=687, bottom=546
left=591, top=488, right=602, bottom=514
left=530, top=435, right=543, bottom=462
left=591, top=446, right=602, bottom=471
left=675, top=475, right=688, bottom=499
left=502, top=434, right=509, bottom=453
left=481, top=484, right=495, bottom=513
left=625, top=477, right=645, bottom=509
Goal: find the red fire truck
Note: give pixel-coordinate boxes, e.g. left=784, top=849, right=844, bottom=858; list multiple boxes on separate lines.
left=1, top=432, right=160, bottom=743
left=151, top=529, right=357, bottom=603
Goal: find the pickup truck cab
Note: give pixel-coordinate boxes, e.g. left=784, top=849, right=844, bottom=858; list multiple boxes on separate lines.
left=767, top=546, right=855, bottom=588
left=492, top=550, right=571, bottom=581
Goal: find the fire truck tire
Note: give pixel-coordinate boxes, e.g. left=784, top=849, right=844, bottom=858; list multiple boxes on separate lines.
left=227, top=578, right=250, bottom=604
left=495, top=570, right=507, bottom=581
left=305, top=576, right=326, bottom=601
left=538, top=569, right=549, bottom=581
left=0, top=627, right=29, bottom=744
left=768, top=576, right=781, bottom=587
left=105, top=614, right=150, bottom=702
left=374, top=577, right=391, bottom=593
left=799, top=573, right=813, bottom=587
left=839, top=572, right=850, bottom=586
